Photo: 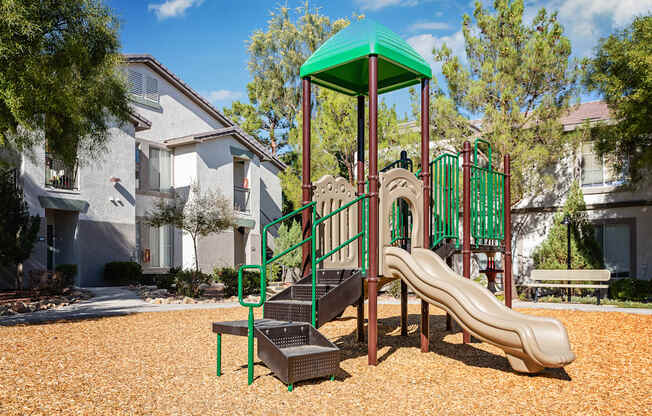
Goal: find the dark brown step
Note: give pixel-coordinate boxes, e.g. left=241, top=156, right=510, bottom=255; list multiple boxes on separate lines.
left=291, top=284, right=331, bottom=300
left=264, top=300, right=313, bottom=323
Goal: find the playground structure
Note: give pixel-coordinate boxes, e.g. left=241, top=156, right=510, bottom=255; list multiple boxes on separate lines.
left=213, top=19, right=575, bottom=390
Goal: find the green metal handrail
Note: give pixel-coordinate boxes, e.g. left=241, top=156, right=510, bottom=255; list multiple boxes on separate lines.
left=237, top=201, right=316, bottom=385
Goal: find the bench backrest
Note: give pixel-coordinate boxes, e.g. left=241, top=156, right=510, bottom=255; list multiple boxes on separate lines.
left=530, top=269, right=611, bottom=282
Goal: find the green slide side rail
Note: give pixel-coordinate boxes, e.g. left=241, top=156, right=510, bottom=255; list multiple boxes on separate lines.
left=236, top=193, right=368, bottom=386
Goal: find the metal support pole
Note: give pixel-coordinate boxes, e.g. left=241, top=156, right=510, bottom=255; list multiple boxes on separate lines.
left=367, top=55, right=379, bottom=366
left=420, top=78, right=431, bottom=353
left=446, top=256, right=453, bottom=331
left=567, top=221, right=572, bottom=302
left=504, top=154, right=513, bottom=308
left=301, top=78, right=312, bottom=279
left=462, top=141, right=472, bottom=344
left=216, top=333, right=222, bottom=377
left=400, top=150, right=409, bottom=336
left=356, top=94, right=365, bottom=342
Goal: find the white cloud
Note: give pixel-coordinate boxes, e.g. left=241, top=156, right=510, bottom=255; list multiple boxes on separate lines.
left=355, top=0, right=419, bottom=11
left=407, top=30, right=466, bottom=73
left=148, top=0, right=204, bottom=20
left=204, top=90, right=243, bottom=103
left=527, top=0, right=652, bottom=56
left=408, top=21, right=451, bottom=32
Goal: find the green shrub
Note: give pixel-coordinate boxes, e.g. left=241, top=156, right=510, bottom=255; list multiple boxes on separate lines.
left=213, top=266, right=261, bottom=297
left=385, top=280, right=402, bottom=299
left=55, top=264, right=77, bottom=287
left=174, top=269, right=211, bottom=297
left=155, top=274, right=175, bottom=290
left=609, top=278, right=652, bottom=301
left=104, top=261, right=142, bottom=285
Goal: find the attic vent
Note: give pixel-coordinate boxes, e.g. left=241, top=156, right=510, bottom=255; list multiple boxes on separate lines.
left=146, top=76, right=159, bottom=103
left=128, top=70, right=143, bottom=96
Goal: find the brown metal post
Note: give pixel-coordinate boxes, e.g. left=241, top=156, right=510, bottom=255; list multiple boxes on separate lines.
left=301, top=78, right=312, bottom=278
left=356, top=95, right=365, bottom=342
left=367, top=55, right=379, bottom=366
left=504, top=154, right=513, bottom=308
left=420, top=78, right=430, bottom=353
left=462, top=140, right=471, bottom=344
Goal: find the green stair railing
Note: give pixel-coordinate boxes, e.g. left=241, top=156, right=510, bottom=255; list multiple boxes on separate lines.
left=236, top=193, right=368, bottom=386
left=470, top=139, right=505, bottom=246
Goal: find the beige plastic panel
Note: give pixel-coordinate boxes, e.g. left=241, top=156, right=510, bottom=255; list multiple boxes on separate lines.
left=383, top=246, right=576, bottom=373
left=313, top=175, right=358, bottom=269
left=531, top=269, right=611, bottom=282
left=378, top=168, right=424, bottom=274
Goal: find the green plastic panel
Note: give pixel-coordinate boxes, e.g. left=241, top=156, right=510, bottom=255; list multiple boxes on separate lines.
left=300, top=19, right=432, bottom=96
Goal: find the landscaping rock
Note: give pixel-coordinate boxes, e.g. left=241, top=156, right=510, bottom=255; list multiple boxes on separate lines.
left=182, top=297, right=195, bottom=304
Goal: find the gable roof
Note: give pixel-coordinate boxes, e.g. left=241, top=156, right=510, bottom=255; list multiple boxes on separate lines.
left=164, top=126, right=286, bottom=170
left=559, top=101, right=612, bottom=131
left=300, top=19, right=432, bottom=96
left=123, top=54, right=285, bottom=170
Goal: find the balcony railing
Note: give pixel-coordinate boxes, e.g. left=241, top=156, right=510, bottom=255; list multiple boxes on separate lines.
left=45, top=153, right=78, bottom=190
left=234, top=186, right=250, bottom=213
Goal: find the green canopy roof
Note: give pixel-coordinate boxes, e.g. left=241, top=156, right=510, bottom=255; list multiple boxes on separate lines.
left=300, top=19, right=432, bottom=96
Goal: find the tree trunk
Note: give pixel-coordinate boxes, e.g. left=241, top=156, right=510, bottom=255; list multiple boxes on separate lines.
left=15, top=262, right=22, bottom=291
left=269, top=127, right=277, bottom=155
left=192, top=236, right=199, bottom=273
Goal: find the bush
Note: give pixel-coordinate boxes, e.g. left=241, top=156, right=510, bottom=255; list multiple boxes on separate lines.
left=213, top=266, right=261, bottom=297
left=174, top=269, right=211, bottom=297
left=55, top=264, right=77, bottom=287
left=385, top=280, right=402, bottom=299
left=104, top=261, right=142, bottom=286
left=609, top=278, right=652, bottom=302
left=155, top=274, right=175, bottom=290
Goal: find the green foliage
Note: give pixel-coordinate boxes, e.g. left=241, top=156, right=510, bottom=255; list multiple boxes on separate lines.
left=609, top=278, right=652, bottom=302
left=213, top=267, right=261, bottom=298
left=146, top=181, right=234, bottom=273
left=273, top=221, right=303, bottom=269
left=431, top=0, right=581, bottom=202
left=55, top=264, right=77, bottom=287
left=223, top=3, right=354, bottom=155
left=0, top=169, right=40, bottom=289
left=104, top=261, right=142, bottom=286
left=173, top=269, right=211, bottom=298
left=386, top=280, right=402, bottom=299
left=582, top=15, right=652, bottom=184
left=155, top=274, right=175, bottom=290
left=0, top=0, right=131, bottom=167
left=532, top=182, right=603, bottom=270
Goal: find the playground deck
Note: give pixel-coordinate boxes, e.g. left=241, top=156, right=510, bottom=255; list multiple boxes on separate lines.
left=1, top=305, right=650, bottom=415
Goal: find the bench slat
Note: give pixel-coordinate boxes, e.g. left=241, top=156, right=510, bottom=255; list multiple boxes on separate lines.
left=521, top=283, right=609, bottom=289
left=530, top=269, right=611, bottom=282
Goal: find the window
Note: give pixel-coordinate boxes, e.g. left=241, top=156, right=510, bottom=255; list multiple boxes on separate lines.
left=594, top=222, right=633, bottom=278
left=149, top=147, right=172, bottom=192
left=581, top=143, right=625, bottom=187
left=45, top=142, right=78, bottom=190
left=128, top=69, right=159, bottom=103
left=135, top=142, right=142, bottom=190
left=138, top=222, right=174, bottom=268
left=233, top=158, right=250, bottom=213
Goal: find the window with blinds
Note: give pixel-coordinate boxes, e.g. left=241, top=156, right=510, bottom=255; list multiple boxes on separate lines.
left=581, top=142, right=624, bottom=187
left=128, top=69, right=159, bottom=103
left=148, top=147, right=172, bottom=192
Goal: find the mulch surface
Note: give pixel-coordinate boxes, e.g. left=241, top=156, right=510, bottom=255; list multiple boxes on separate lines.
left=0, top=305, right=650, bottom=415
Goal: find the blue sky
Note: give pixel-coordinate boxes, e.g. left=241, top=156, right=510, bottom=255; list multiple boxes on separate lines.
left=108, top=0, right=651, bottom=119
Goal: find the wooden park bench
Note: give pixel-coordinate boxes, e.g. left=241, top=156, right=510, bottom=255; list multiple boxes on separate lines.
left=522, top=269, right=611, bottom=305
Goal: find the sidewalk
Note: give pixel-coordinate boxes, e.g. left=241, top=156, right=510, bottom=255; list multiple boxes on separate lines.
left=1, top=287, right=649, bottom=326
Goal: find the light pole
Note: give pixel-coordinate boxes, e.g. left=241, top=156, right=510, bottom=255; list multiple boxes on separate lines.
left=561, top=215, right=572, bottom=302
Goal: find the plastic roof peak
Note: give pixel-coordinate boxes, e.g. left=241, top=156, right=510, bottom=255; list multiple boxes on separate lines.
left=300, top=19, right=432, bottom=96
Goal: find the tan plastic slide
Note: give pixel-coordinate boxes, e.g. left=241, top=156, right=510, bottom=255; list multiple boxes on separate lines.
left=383, top=246, right=576, bottom=373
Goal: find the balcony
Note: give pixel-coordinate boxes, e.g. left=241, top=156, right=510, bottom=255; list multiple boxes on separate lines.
left=45, top=154, right=78, bottom=190
left=234, top=186, right=250, bottom=213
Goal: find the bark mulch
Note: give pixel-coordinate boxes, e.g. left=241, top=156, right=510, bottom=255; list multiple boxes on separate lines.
left=0, top=305, right=650, bottom=415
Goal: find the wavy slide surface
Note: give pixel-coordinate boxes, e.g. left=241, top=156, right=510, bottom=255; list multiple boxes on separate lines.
left=383, top=247, right=576, bottom=373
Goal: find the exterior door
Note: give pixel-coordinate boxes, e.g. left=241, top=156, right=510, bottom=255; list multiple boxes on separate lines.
left=46, top=223, right=55, bottom=272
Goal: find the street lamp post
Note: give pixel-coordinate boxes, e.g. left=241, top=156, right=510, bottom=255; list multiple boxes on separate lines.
left=561, top=215, right=572, bottom=302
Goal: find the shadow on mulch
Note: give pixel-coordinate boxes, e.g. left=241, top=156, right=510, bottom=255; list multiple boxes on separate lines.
left=332, top=314, right=571, bottom=381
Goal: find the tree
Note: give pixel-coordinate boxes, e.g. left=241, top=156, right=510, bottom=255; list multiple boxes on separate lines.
left=432, top=0, right=580, bottom=203
left=271, top=220, right=303, bottom=281
left=0, top=0, right=131, bottom=167
left=583, top=15, right=652, bottom=184
left=0, top=169, right=40, bottom=289
left=146, top=182, right=235, bottom=273
left=532, top=181, right=603, bottom=270
left=223, top=3, right=351, bottom=155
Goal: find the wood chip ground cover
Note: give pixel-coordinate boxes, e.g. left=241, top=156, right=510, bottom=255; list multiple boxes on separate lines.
left=1, top=306, right=650, bottom=415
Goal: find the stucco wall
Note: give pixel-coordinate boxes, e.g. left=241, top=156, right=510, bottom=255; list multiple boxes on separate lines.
left=127, top=63, right=224, bottom=143
left=20, top=121, right=137, bottom=286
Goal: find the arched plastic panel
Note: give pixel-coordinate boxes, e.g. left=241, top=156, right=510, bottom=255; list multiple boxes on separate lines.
left=313, top=175, right=358, bottom=269
left=379, top=168, right=424, bottom=275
